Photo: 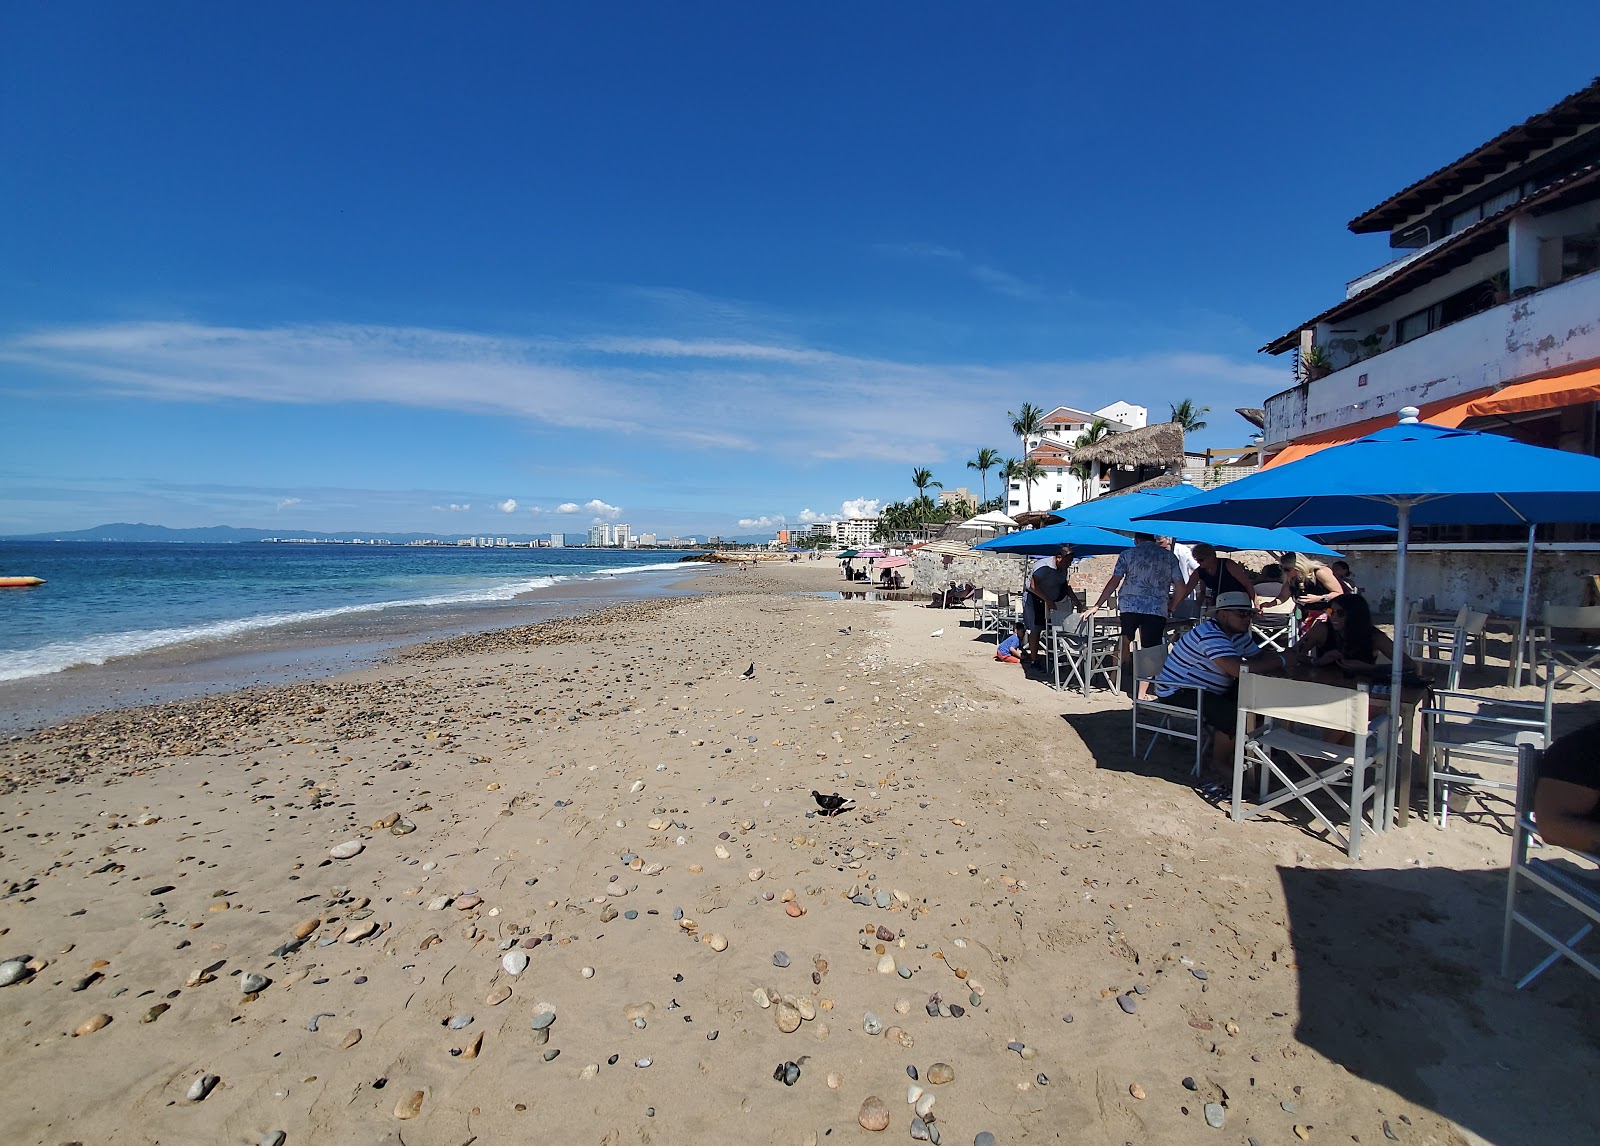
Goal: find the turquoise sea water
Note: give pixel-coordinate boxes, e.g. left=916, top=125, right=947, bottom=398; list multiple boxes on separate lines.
left=0, top=541, right=698, bottom=684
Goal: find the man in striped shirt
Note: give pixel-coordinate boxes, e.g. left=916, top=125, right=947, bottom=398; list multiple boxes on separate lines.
left=1155, top=591, right=1289, bottom=773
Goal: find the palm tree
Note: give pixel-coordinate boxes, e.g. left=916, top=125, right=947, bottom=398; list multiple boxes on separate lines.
left=1008, top=402, right=1044, bottom=458
left=1070, top=459, right=1094, bottom=502
left=1069, top=417, right=1112, bottom=504
left=966, top=447, right=1001, bottom=505
left=1170, top=399, right=1210, bottom=433
left=1015, top=458, right=1045, bottom=513
left=911, top=466, right=942, bottom=512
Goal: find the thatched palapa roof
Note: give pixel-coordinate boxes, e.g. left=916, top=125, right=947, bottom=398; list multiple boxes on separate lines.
left=1235, top=407, right=1266, bottom=429
left=1069, top=421, right=1184, bottom=466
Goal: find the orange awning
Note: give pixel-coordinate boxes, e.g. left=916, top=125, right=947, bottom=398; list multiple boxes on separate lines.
left=1263, top=362, right=1600, bottom=469
left=1456, top=364, right=1600, bottom=422
left=1261, top=389, right=1492, bottom=468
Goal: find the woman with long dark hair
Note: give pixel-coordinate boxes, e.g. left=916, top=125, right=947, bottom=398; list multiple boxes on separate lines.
left=1293, top=593, right=1414, bottom=677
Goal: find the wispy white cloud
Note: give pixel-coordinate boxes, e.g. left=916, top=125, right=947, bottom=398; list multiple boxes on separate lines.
left=873, top=243, right=1068, bottom=303
left=0, top=320, right=1283, bottom=467
left=556, top=502, right=581, bottom=513
left=433, top=502, right=471, bottom=512
left=495, top=498, right=518, bottom=513
left=738, top=514, right=785, bottom=529
left=526, top=505, right=544, bottom=515
left=276, top=497, right=302, bottom=511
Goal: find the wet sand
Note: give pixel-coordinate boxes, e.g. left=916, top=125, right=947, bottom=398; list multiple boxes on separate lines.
left=0, top=558, right=1595, bottom=1146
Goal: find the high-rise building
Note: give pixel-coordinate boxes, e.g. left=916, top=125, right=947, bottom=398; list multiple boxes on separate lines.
left=614, top=524, right=632, bottom=548
left=549, top=533, right=566, bottom=548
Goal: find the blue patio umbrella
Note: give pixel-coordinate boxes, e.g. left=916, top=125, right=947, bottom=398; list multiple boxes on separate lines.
left=972, top=523, right=1135, bottom=557
left=1133, top=410, right=1600, bottom=794
left=1059, top=483, right=1361, bottom=555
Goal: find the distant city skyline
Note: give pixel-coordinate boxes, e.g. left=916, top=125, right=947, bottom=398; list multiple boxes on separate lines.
left=3, top=5, right=1597, bottom=536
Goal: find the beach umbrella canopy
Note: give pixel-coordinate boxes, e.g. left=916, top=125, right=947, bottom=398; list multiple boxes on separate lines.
left=960, top=510, right=1019, bottom=531
left=1133, top=411, right=1600, bottom=794
left=856, top=548, right=888, bottom=559
left=1061, top=484, right=1358, bottom=555
left=973, top=523, right=1136, bottom=557
left=836, top=549, right=859, bottom=559
left=876, top=554, right=910, bottom=568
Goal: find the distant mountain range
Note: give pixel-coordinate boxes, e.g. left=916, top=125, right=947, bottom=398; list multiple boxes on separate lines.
left=0, top=522, right=769, bottom=545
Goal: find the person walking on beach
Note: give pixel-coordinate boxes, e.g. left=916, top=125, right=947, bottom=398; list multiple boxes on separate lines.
left=1087, top=533, right=1184, bottom=663
left=1020, top=545, right=1079, bottom=670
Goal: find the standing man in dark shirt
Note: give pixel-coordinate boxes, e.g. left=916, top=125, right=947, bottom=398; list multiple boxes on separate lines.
left=1020, top=545, right=1079, bottom=669
left=1535, top=720, right=1600, bottom=852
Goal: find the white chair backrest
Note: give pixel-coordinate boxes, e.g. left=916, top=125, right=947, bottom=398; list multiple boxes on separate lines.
left=1132, top=644, right=1168, bottom=680
left=980, top=588, right=999, bottom=606
left=1253, top=582, right=1282, bottom=599
left=1462, top=609, right=1490, bottom=637
left=1238, top=671, right=1370, bottom=736
left=1450, top=604, right=1470, bottom=628
left=1544, top=603, right=1600, bottom=631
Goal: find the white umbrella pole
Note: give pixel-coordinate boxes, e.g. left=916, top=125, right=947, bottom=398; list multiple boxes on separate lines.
left=1385, top=501, right=1411, bottom=833
left=1512, top=524, right=1535, bottom=687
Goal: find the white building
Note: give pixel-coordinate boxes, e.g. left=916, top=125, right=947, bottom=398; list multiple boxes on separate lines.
left=1257, top=76, right=1600, bottom=607
left=587, top=524, right=613, bottom=547
left=834, top=518, right=878, bottom=547
left=1261, top=77, right=1600, bottom=460
left=638, top=532, right=657, bottom=546
left=1006, top=402, right=1149, bottom=514
left=614, top=524, right=632, bottom=548
left=548, top=532, right=566, bottom=547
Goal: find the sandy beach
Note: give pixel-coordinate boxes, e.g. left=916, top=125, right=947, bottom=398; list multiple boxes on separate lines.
left=1, top=558, right=1596, bottom=1146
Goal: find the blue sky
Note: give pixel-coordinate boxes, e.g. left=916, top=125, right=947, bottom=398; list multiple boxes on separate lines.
left=3, top=3, right=1597, bottom=537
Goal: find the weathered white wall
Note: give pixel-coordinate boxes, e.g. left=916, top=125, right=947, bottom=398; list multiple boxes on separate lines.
left=1337, top=545, right=1600, bottom=615
left=1265, top=265, right=1600, bottom=447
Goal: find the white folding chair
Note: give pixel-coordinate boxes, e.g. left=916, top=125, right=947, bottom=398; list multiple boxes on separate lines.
left=1407, top=606, right=1489, bottom=689
left=1250, top=598, right=1297, bottom=652
left=1502, top=745, right=1600, bottom=988
left=1422, top=661, right=1554, bottom=829
left=1538, top=603, right=1600, bottom=694
left=1129, top=644, right=1206, bottom=775
left=1231, top=670, right=1390, bottom=860
left=1049, top=610, right=1122, bottom=697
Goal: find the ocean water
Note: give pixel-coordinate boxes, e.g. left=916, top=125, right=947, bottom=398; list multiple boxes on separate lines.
left=0, top=541, right=699, bottom=684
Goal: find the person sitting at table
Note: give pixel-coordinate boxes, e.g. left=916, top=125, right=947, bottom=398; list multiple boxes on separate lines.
left=1172, top=542, right=1258, bottom=614
left=1534, top=719, right=1600, bottom=852
left=1329, top=560, right=1358, bottom=595
left=1153, top=591, right=1290, bottom=777
left=1291, top=593, right=1415, bottom=679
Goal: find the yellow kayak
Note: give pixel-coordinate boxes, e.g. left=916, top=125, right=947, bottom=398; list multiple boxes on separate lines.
left=0, top=576, right=45, bottom=588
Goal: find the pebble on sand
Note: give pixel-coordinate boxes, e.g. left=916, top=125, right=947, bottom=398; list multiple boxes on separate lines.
left=393, top=1090, right=425, bottom=1120
left=707, top=934, right=729, bottom=952
left=1129, top=1083, right=1145, bottom=1100
left=926, top=1063, right=955, bottom=1085
left=73, top=1014, right=112, bottom=1037
left=502, top=951, right=529, bottom=975
left=857, top=1095, right=891, bottom=1132
left=329, top=841, right=364, bottom=860
left=185, top=1074, right=219, bottom=1102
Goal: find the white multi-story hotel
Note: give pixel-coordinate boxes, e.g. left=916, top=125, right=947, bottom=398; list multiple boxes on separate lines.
left=1006, top=402, right=1148, bottom=514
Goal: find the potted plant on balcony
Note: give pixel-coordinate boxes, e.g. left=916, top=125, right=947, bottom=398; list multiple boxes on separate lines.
left=1299, top=344, right=1333, bottom=381
left=1481, top=270, right=1511, bottom=306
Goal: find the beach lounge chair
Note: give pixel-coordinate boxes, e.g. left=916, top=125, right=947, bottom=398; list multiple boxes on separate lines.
left=1503, top=744, right=1600, bottom=988
left=1231, top=669, right=1389, bottom=860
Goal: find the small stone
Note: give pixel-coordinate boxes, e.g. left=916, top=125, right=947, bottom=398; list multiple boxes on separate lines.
left=783, top=1061, right=801, bottom=1085
left=448, top=1014, right=473, bottom=1030
left=293, top=918, right=321, bottom=939
left=1204, top=1103, right=1225, bottom=1129
left=749, top=867, right=765, bottom=881
left=1182, top=1076, right=1198, bottom=1091
left=393, top=1090, right=424, bottom=1119
left=827, top=1072, right=843, bottom=1089
left=543, top=1049, right=560, bottom=1061
left=786, top=901, right=804, bottom=917
left=897, top=964, right=913, bottom=979
left=773, top=951, right=791, bottom=968
left=241, top=973, right=269, bottom=994
left=863, top=1011, right=884, bottom=1035
left=260, top=1133, right=287, bottom=1146
left=927, top=1063, right=954, bottom=1085
left=874, top=888, right=891, bottom=908
left=186, top=1074, right=220, bottom=1101
left=341, top=1029, right=362, bottom=1049
left=1192, top=968, right=1208, bottom=981
left=1294, top=1128, right=1310, bottom=1141
left=462, top=1031, right=484, bottom=1059
left=635, top=1058, right=652, bottom=1068
left=530, top=1010, right=556, bottom=1031
left=1129, top=1083, right=1145, bottom=1100
left=1117, top=994, right=1137, bottom=1014
left=775, top=1002, right=802, bottom=1033
left=455, top=895, right=482, bottom=910
left=877, top=954, right=897, bottom=974
left=975, top=1136, right=996, bottom=1146
left=708, top=934, right=729, bottom=952
left=858, top=1095, right=891, bottom=1132
left=73, top=1014, right=111, bottom=1037
left=911, top=1117, right=932, bottom=1141
left=142, top=1003, right=170, bottom=1023
left=580, top=1063, right=599, bottom=1079
left=342, top=922, right=377, bottom=944
left=915, top=1092, right=936, bottom=1117
left=329, top=841, right=364, bottom=860
left=487, top=986, right=512, bottom=1005
left=600, top=903, right=618, bottom=923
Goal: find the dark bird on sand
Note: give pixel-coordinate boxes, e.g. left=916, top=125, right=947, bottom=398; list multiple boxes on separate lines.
left=812, top=791, right=856, bottom=817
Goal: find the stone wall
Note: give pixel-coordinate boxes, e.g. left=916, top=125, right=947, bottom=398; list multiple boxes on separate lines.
left=1338, top=546, right=1600, bottom=615
left=910, top=550, right=1032, bottom=594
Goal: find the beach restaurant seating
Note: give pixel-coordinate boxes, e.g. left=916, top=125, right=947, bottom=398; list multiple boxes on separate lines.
left=1249, top=591, right=1297, bottom=653
left=1130, top=644, right=1207, bottom=776
left=1422, top=660, right=1553, bottom=830
left=1407, top=604, right=1490, bottom=690
left=1503, top=745, right=1600, bottom=988
left=1047, top=610, right=1121, bottom=697
left=1230, top=669, right=1389, bottom=860
left=1536, top=603, right=1600, bottom=694
left=975, top=591, right=1016, bottom=637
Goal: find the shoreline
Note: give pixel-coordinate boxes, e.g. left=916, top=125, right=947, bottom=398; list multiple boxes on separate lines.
left=0, top=559, right=1593, bottom=1145
left=0, top=560, right=734, bottom=737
